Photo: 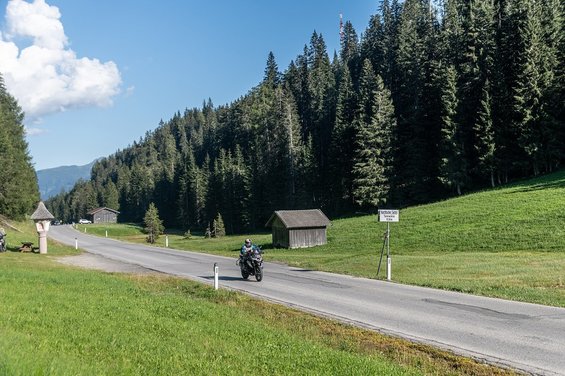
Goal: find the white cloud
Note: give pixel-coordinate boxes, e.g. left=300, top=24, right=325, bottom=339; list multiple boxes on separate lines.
left=125, top=85, right=135, bottom=97
left=25, top=126, right=46, bottom=136
left=0, top=0, right=122, bottom=123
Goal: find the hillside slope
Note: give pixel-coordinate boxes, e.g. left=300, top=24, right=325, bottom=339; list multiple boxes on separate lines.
left=392, top=169, right=565, bottom=253
left=37, top=159, right=98, bottom=200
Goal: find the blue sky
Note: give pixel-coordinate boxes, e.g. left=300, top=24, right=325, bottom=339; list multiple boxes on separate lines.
left=0, top=0, right=377, bottom=170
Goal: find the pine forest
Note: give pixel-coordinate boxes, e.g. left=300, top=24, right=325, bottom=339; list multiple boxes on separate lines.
left=46, top=0, right=564, bottom=234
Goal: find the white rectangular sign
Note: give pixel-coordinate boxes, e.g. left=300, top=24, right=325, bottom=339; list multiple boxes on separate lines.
left=378, top=209, right=399, bottom=222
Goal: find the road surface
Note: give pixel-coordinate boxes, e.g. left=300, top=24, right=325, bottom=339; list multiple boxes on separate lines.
left=49, top=225, right=565, bottom=375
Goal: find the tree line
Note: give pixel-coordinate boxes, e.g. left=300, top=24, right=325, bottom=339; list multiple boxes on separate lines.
left=47, top=0, right=564, bottom=233
left=0, top=74, right=39, bottom=220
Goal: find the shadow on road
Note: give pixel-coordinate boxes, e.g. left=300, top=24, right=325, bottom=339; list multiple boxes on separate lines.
left=199, top=275, right=248, bottom=282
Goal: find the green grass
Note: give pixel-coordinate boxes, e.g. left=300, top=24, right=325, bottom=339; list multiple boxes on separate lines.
left=81, top=169, right=565, bottom=307
left=0, top=221, right=513, bottom=375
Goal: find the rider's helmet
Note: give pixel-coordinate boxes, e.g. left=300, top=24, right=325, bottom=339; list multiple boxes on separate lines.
left=245, top=238, right=252, bottom=247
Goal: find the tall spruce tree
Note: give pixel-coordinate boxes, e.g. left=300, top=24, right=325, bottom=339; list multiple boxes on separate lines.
left=474, top=80, right=496, bottom=187
left=506, top=0, right=548, bottom=175
left=176, top=145, right=200, bottom=230
left=380, top=0, right=401, bottom=93
left=340, top=20, right=361, bottom=82
left=438, top=65, right=466, bottom=195
left=228, top=145, right=251, bottom=232
left=329, top=65, right=357, bottom=212
left=307, top=32, right=336, bottom=206
left=0, top=74, right=39, bottom=219
left=394, top=0, right=437, bottom=204
left=102, top=181, right=120, bottom=210
left=539, top=0, right=565, bottom=170
left=352, top=61, right=396, bottom=208
left=263, top=51, right=280, bottom=87
left=361, top=13, right=384, bottom=77
left=457, top=0, right=496, bottom=181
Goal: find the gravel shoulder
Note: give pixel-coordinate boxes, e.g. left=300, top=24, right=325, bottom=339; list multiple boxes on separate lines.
left=57, top=252, right=158, bottom=274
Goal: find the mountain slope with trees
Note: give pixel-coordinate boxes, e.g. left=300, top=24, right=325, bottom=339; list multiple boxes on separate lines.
left=47, top=0, right=564, bottom=233
left=37, top=159, right=99, bottom=200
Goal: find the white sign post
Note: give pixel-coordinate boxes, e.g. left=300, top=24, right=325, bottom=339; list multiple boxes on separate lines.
left=378, top=209, right=399, bottom=223
left=378, top=210, right=399, bottom=281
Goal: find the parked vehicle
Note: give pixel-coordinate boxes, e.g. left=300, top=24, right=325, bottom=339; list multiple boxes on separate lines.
left=0, top=232, right=6, bottom=252
left=237, top=246, right=264, bottom=282
left=78, top=219, right=92, bottom=224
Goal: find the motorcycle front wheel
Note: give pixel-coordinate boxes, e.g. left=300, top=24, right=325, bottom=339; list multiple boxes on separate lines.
left=241, top=267, right=249, bottom=280
left=254, top=264, right=263, bottom=282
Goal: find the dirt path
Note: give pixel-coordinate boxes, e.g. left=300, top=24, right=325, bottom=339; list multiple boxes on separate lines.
left=57, top=252, right=159, bottom=274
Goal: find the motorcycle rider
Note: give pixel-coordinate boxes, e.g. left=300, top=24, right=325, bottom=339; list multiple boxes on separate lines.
left=240, top=238, right=258, bottom=264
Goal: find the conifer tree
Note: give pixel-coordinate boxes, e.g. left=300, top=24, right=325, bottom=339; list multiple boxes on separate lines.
left=394, top=0, right=436, bottom=204
left=474, top=80, right=496, bottom=187
left=361, top=14, right=384, bottom=77
left=380, top=0, right=401, bottom=92
left=340, top=20, right=361, bottom=82
left=212, top=212, right=225, bottom=237
left=176, top=145, right=199, bottom=229
left=457, top=0, right=496, bottom=180
left=277, top=85, right=304, bottom=209
left=307, top=32, right=336, bottom=205
left=0, top=74, right=39, bottom=219
left=229, top=145, right=251, bottom=232
left=329, top=65, right=357, bottom=211
left=144, top=202, right=164, bottom=244
left=541, top=0, right=565, bottom=169
left=263, top=51, right=280, bottom=87
left=438, top=65, right=466, bottom=195
left=507, top=0, right=547, bottom=175
left=442, top=0, right=464, bottom=67
left=294, top=135, right=317, bottom=209
left=352, top=65, right=396, bottom=208
left=102, top=181, right=120, bottom=210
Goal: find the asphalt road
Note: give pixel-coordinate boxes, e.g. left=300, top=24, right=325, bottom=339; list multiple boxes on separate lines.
left=49, top=225, right=565, bottom=375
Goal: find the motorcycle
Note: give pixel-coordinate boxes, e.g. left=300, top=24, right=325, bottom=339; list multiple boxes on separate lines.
left=0, top=233, right=6, bottom=252
left=237, top=246, right=264, bottom=282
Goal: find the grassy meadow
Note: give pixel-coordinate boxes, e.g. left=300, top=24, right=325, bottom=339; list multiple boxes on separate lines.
left=0, top=221, right=514, bottom=375
left=80, top=169, right=565, bottom=307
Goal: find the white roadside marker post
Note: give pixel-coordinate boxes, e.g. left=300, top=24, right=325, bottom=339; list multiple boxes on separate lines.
left=214, top=263, right=219, bottom=290
left=166, top=235, right=169, bottom=248
left=75, top=238, right=78, bottom=250
left=105, top=230, right=108, bottom=238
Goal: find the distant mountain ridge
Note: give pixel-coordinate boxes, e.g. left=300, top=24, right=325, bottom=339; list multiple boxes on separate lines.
left=37, top=160, right=99, bottom=200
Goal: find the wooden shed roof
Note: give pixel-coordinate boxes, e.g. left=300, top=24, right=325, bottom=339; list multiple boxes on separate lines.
left=87, top=207, right=120, bottom=215
left=265, top=209, right=330, bottom=229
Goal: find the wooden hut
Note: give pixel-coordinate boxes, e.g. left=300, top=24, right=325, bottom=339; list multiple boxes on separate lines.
left=265, top=209, right=330, bottom=249
left=87, top=207, right=120, bottom=224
